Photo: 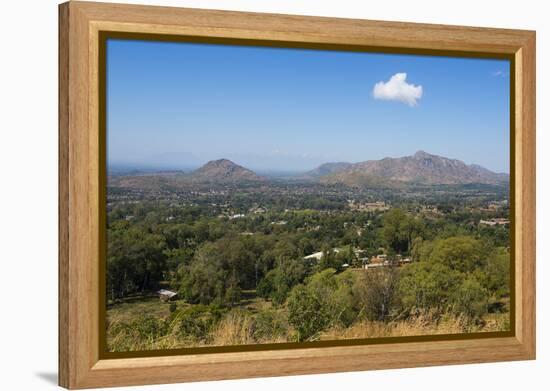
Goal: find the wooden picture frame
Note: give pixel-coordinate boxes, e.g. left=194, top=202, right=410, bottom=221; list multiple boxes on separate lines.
left=59, top=1, right=536, bottom=388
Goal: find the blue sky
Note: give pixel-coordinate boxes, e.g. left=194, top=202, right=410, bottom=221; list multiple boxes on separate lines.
left=107, top=39, right=510, bottom=173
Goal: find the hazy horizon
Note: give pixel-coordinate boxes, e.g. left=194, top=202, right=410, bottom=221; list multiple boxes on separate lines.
left=107, top=40, right=511, bottom=173
left=108, top=149, right=510, bottom=176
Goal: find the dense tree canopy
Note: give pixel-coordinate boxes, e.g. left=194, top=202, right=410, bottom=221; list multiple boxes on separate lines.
left=106, top=182, right=511, bottom=350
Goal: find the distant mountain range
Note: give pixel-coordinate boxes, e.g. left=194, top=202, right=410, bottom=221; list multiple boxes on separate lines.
left=109, top=152, right=508, bottom=188
left=319, top=151, right=508, bottom=186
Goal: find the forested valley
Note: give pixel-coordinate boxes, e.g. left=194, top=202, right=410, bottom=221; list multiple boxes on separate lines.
left=106, top=179, right=510, bottom=352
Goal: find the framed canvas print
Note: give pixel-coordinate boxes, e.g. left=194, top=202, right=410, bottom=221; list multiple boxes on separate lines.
left=59, top=1, right=536, bottom=389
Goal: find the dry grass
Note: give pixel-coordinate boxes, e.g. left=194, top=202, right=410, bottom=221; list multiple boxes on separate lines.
left=107, top=297, right=188, bottom=324
left=321, top=311, right=509, bottom=340
left=210, top=308, right=290, bottom=346
left=211, top=310, right=256, bottom=346
left=107, top=300, right=510, bottom=352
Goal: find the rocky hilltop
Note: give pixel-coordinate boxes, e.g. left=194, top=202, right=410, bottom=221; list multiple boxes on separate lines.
left=319, top=151, right=508, bottom=186
left=190, top=159, right=264, bottom=182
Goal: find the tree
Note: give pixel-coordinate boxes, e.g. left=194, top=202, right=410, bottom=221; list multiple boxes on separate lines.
left=257, top=258, right=307, bottom=305
left=400, top=216, right=424, bottom=253
left=399, top=235, right=501, bottom=320
left=316, top=246, right=342, bottom=272
left=336, top=245, right=357, bottom=268
left=177, top=255, right=225, bottom=305
left=398, top=261, right=462, bottom=313
left=106, top=223, right=167, bottom=300
left=480, top=247, right=510, bottom=298
left=332, top=270, right=359, bottom=326
left=164, top=247, right=194, bottom=274
left=380, top=208, right=407, bottom=253
left=428, top=236, right=485, bottom=273
left=380, top=209, right=423, bottom=254
left=287, top=284, right=331, bottom=341
left=177, top=236, right=260, bottom=306
left=354, top=267, right=400, bottom=321
left=450, top=275, right=489, bottom=318
left=410, top=237, right=430, bottom=262
left=287, top=269, right=359, bottom=340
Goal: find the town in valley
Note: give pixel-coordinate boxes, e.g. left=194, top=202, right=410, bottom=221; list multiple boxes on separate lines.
left=106, top=151, right=511, bottom=351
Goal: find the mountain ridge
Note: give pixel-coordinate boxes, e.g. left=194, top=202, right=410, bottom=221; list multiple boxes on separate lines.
left=319, top=151, right=508, bottom=186
left=109, top=153, right=508, bottom=189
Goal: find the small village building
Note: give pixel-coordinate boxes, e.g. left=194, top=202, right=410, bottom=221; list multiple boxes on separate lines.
left=158, top=289, right=178, bottom=302
left=479, top=218, right=510, bottom=226
left=347, top=200, right=390, bottom=211
left=303, top=248, right=340, bottom=261
left=364, top=254, right=412, bottom=269
left=303, top=251, right=325, bottom=261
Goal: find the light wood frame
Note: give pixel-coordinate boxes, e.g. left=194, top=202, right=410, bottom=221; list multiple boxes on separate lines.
left=59, top=1, right=536, bottom=389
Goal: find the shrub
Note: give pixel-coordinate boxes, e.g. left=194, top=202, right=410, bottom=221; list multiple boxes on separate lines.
left=177, top=260, right=225, bottom=305
left=428, top=236, right=485, bottom=273
left=353, top=267, right=399, bottom=321
left=398, top=262, right=462, bottom=314
left=480, top=247, right=510, bottom=298
left=450, top=276, right=489, bottom=319
left=286, top=269, right=360, bottom=341
left=253, top=308, right=289, bottom=342
left=331, top=270, right=359, bottom=327
left=287, top=284, right=331, bottom=342
left=257, top=258, right=306, bottom=305
left=168, top=305, right=224, bottom=342
left=106, top=315, right=167, bottom=352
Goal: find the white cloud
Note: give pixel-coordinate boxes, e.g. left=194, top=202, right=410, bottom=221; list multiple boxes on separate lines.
left=372, top=73, right=423, bottom=107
